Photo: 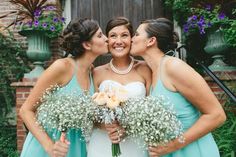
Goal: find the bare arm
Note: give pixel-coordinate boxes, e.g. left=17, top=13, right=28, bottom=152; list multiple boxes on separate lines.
left=167, top=58, right=226, bottom=146
left=149, top=57, right=226, bottom=156
left=19, top=59, right=72, bottom=156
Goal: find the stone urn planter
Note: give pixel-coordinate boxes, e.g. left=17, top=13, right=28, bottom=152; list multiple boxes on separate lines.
left=19, top=29, right=51, bottom=79
left=204, top=28, right=236, bottom=71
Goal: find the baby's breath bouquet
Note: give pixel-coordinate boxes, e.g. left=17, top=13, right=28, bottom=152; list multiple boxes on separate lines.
left=120, top=95, right=184, bottom=149
left=36, top=85, right=96, bottom=141
left=92, top=87, right=128, bottom=157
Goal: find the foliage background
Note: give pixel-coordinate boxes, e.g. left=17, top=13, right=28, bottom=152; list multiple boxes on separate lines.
left=0, top=30, right=30, bottom=157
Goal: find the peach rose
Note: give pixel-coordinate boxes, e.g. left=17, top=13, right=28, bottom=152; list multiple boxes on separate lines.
left=92, top=92, right=109, bottom=106
left=106, top=95, right=121, bottom=109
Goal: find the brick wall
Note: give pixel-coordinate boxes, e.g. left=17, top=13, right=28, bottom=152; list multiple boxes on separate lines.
left=204, top=71, right=236, bottom=105
left=12, top=80, right=35, bottom=151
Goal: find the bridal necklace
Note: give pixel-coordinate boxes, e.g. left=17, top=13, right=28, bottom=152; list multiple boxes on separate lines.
left=110, top=56, right=134, bottom=75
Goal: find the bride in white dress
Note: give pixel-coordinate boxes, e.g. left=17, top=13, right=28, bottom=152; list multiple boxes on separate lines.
left=87, top=17, right=151, bottom=157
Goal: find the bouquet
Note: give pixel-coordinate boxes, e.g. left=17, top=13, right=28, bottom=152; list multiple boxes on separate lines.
left=120, top=95, right=184, bottom=149
left=36, top=85, right=96, bottom=142
left=92, top=87, right=128, bottom=157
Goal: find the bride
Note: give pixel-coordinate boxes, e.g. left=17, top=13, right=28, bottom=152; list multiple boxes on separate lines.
left=87, top=17, right=151, bottom=157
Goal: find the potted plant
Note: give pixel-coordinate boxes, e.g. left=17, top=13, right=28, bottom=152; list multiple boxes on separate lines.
left=165, top=0, right=236, bottom=71
left=182, top=3, right=236, bottom=71
left=0, top=0, right=65, bottom=79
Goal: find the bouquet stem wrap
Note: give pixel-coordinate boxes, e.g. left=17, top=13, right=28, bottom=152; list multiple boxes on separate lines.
left=93, top=91, right=124, bottom=157
left=112, top=143, right=121, bottom=157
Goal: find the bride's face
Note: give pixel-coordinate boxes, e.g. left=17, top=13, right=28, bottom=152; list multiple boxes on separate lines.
left=108, top=25, right=131, bottom=58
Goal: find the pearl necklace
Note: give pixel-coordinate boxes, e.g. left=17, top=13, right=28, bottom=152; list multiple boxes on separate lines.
left=109, top=56, right=134, bottom=75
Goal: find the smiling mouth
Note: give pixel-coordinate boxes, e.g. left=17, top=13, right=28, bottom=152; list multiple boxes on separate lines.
left=114, top=47, right=124, bottom=51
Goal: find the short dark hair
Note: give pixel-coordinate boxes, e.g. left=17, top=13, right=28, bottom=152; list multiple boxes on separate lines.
left=106, top=17, right=133, bottom=37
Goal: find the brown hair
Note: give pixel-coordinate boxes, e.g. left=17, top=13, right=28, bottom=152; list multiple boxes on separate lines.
left=60, top=18, right=99, bottom=58
left=141, top=18, right=179, bottom=52
left=106, top=17, right=133, bottom=37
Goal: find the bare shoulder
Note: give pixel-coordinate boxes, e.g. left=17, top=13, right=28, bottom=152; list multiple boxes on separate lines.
left=93, top=64, right=110, bottom=81
left=165, top=56, right=195, bottom=77
left=93, top=63, right=110, bottom=88
left=135, top=60, right=151, bottom=72
left=48, top=58, right=72, bottom=72
left=93, top=63, right=110, bottom=76
left=43, top=58, right=75, bottom=84
left=134, top=60, right=152, bottom=84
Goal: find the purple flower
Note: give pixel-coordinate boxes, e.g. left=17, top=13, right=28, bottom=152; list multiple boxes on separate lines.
left=42, top=23, right=48, bottom=28
left=183, top=24, right=189, bottom=32
left=198, top=18, right=205, bottom=26
left=46, top=6, right=56, bottom=11
left=199, top=28, right=205, bottom=34
left=218, top=12, right=225, bottom=20
left=200, top=16, right=204, bottom=20
left=53, top=17, right=59, bottom=23
left=34, top=20, right=39, bottom=27
left=192, top=15, right=197, bottom=20
left=34, top=9, right=41, bottom=18
left=61, top=17, right=65, bottom=22
left=50, top=26, right=55, bottom=31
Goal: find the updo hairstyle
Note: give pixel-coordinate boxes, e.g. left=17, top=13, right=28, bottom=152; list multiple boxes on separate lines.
left=141, top=18, right=179, bottom=53
left=60, top=18, right=99, bottom=58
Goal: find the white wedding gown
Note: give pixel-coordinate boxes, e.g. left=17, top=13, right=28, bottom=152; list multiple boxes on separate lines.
left=87, top=80, right=148, bottom=157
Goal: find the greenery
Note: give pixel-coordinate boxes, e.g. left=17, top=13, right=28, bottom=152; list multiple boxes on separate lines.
left=0, top=0, right=65, bottom=38
left=165, top=0, right=236, bottom=48
left=224, top=9, right=236, bottom=48
left=0, top=30, right=30, bottom=117
left=212, top=101, right=236, bottom=157
left=184, top=5, right=236, bottom=50
left=0, top=30, right=28, bottom=157
left=0, top=118, right=19, bottom=157
left=183, top=5, right=231, bottom=35
left=164, top=0, right=194, bottom=27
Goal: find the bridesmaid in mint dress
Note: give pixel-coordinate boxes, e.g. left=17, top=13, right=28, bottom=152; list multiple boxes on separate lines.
left=20, top=18, right=108, bottom=157
left=130, top=18, right=226, bottom=157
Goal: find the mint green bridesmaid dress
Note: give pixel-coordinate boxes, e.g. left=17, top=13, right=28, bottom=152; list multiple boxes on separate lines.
left=20, top=64, right=94, bottom=157
left=150, top=57, right=220, bottom=157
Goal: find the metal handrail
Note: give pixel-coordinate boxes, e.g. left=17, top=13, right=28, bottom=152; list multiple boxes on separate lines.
left=176, top=45, right=236, bottom=103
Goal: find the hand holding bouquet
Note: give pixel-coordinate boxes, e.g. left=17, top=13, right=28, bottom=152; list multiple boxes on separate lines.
left=92, top=87, right=128, bottom=157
